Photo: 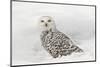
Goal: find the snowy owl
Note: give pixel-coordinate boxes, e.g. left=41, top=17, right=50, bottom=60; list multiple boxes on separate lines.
left=39, top=16, right=83, bottom=58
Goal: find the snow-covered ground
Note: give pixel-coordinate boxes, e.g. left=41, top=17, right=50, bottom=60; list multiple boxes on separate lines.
left=12, top=1, right=95, bottom=65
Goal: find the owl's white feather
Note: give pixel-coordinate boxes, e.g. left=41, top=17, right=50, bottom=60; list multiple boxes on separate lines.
left=39, top=16, right=83, bottom=58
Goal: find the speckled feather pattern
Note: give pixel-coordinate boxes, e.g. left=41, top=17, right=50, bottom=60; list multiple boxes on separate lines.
left=40, top=31, right=83, bottom=58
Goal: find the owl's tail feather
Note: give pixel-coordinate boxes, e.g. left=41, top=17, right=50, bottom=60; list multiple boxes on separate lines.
left=70, top=45, right=83, bottom=53
left=69, top=40, right=83, bottom=53
left=61, top=46, right=83, bottom=56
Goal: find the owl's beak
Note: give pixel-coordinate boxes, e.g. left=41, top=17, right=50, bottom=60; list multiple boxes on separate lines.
left=45, top=23, right=48, bottom=27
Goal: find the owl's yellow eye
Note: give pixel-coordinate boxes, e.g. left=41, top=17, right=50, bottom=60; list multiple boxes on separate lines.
left=41, top=20, right=44, bottom=22
left=48, top=19, right=51, bottom=22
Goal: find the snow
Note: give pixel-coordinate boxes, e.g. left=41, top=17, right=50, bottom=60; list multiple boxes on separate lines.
left=12, top=1, right=95, bottom=65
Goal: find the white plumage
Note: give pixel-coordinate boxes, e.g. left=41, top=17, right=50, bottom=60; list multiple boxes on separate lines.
left=39, top=16, right=83, bottom=58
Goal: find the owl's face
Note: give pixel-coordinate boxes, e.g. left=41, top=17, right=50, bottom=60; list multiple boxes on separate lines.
left=39, top=16, right=56, bottom=32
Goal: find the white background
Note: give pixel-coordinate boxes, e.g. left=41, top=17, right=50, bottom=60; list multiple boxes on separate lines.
left=0, top=0, right=100, bottom=67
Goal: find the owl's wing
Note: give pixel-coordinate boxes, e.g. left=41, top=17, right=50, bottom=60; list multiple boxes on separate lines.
left=40, top=31, right=83, bottom=57
left=57, top=32, right=83, bottom=56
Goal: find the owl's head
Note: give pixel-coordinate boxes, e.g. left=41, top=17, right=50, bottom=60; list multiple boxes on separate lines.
left=38, top=16, right=56, bottom=32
